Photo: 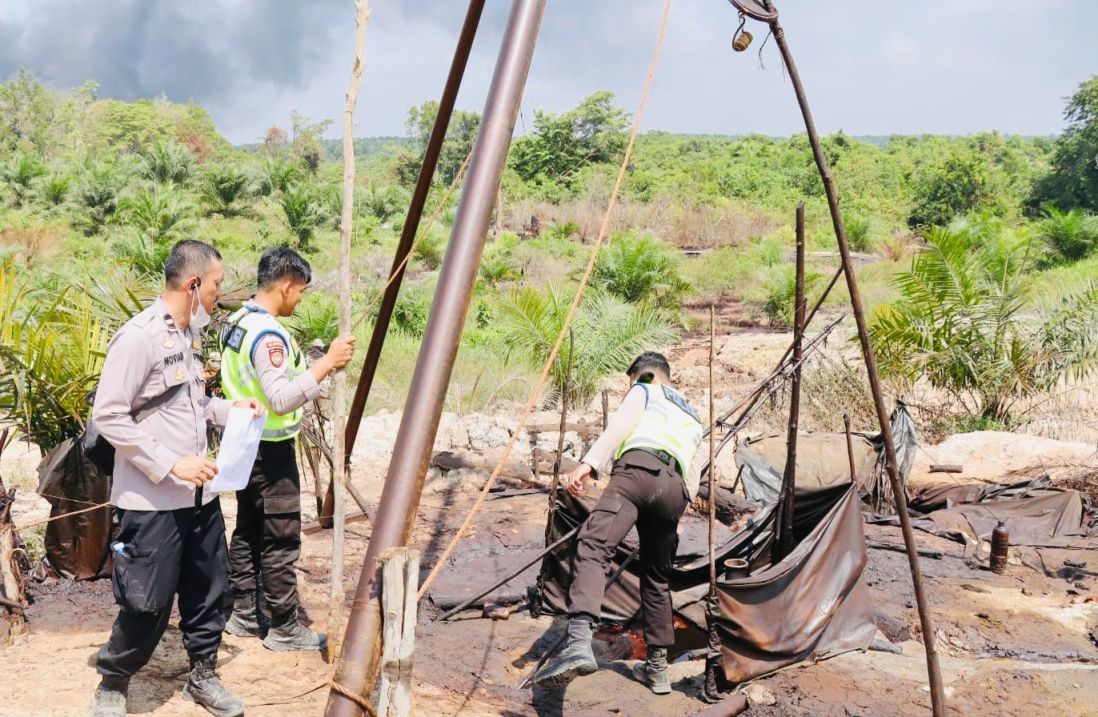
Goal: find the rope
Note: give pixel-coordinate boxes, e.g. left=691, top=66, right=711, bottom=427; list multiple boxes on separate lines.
left=18, top=501, right=110, bottom=529
left=328, top=679, right=378, bottom=716
left=351, top=151, right=473, bottom=333
left=416, top=0, right=675, bottom=601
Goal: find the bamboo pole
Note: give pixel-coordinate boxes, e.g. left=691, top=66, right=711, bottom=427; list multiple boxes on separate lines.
left=327, top=0, right=372, bottom=662
left=758, top=3, right=947, bottom=712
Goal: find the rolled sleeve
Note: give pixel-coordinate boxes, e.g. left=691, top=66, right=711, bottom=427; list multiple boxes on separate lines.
left=253, top=335, right=318, bottom=415
left=581, top=384, right=647, bottom=478
left=91, top=328, right=177, bottom=484
left=203, top=396, right=234, bottom=428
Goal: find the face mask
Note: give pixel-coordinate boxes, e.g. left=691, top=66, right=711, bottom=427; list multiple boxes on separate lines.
left=189, top=280, right=211, bottom=330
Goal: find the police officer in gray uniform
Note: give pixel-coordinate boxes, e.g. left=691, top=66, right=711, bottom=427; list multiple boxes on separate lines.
left=90, top=240, right=264, bottom=717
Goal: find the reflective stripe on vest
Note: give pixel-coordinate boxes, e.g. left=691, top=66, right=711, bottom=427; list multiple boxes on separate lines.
left=219, top=304, right=305, bottom=442
left=616, top=383, right=704, bottom=479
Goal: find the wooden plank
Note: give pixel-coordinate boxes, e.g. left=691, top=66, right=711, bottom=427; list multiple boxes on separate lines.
left=929, top=464, right=963, bottom=474
left=377, top=548, right=419, bottom=717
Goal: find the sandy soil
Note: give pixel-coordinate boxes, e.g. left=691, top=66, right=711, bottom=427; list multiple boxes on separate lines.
left=3, top=322, right=1097, bottom=717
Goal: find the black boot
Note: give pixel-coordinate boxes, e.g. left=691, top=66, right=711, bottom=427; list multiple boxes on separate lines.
left=225, top=591, right=266, bottom=638
left=90, top=675, right=128, bottom=717
left=631, top=645, right=671, bottom=694
left=533, top=617, right=598, bottom=689
left=182, top=656, right=245, bottom=717
left=262, top=614, right=327, bottom=652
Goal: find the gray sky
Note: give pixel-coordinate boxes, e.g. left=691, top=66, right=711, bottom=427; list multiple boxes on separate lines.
left=1, top=1, right=1095, bottom=144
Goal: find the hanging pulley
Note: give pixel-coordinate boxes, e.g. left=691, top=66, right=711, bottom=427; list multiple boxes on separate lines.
left=732, top=13, right=753, bottom=52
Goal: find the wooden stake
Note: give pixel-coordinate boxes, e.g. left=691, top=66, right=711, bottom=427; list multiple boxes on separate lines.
left=703, top=303, right=722, bottom=701
left=327, top=0, right=372, bottom=662
left=774, top=202, right=806, bottom=563
left=377, top=548, right=419, bottom=717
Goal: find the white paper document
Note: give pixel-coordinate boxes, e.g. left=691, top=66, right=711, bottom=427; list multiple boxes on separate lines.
left=209, top=407, right=265, bottom=492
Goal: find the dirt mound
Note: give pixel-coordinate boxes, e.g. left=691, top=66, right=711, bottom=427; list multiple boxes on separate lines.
left=910, top=431, right=1096, bottom=486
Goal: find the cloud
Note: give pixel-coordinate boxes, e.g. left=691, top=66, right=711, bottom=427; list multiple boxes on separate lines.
left=1, top=0, right=1096, bottom=142
left=0, top=0, right=341, bottom=103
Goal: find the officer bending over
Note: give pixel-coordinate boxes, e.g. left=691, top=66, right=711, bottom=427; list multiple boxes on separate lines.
left=534, top=352, right=705, bottom=695
left=220, top=247, right=355, bottom=650
left=90, top=240, right=264, bottom=717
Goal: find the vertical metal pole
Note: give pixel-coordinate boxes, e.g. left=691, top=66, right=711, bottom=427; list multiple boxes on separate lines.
left=774, top=202, right=805, bottom=563
left=320, top=0, right=487, bottom=526
left=764, top=9, right=947, bottom=714
left=325, top=2, right=546, bottom=714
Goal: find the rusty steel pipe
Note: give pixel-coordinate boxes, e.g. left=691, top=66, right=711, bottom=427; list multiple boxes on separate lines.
left=319, top=0, right=487, bottom=527
left=761, top=5, right=948, bottom=714
left=324, top=2, right=546, bottom=714
left=774, top=201, right=805, bottom=562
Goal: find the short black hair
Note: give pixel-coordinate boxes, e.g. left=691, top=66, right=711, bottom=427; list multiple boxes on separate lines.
left=626, top=351, right=671, bottom=383
left=164, top=240, right=222, bottom=288
left=257, top=246, right=312, bottom=289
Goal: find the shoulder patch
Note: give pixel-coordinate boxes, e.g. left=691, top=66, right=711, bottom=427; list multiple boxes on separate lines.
left=662, top=385, right=701, bottom=423
left=266, top=339, right=285, bottom=368
left=223, top=326, right=246, bottom=352
left=130, top=309, right=156, bottom=328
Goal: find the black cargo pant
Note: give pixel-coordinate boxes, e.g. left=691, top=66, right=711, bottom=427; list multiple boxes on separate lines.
left=228, top=438, right=302, bottom=626
left=96, top=498, right=231, bottom=678
left=567, top=449, right=689, bottom=647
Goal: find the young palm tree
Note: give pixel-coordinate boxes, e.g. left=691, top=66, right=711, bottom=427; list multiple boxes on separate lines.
left=498, top=285, right=680, bottom=407
left=0, top=257, right=110, bottom=450
left=120, top=186, right=197, bottom=243
left=1037, top=204, right=1098, bottom=265
left=142, top=140, right=195, bottom=185
left=74, top=164, right=122, bottom=235
left=3, top=154, right=47, bottom=208
left=258, top=155, right=304, bottom=196
left=279, top=184, right=323, bottom=250
left=869, top=225, right=1098, bottom=422
left=201, top=164, right=252, bottom=217
left=591, top=232, right=692, bottom=310
left=39, top=173, right=72, bottom=208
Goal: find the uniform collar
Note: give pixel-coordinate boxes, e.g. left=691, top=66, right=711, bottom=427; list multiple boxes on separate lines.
left=244, top=299, right=271, bottom=316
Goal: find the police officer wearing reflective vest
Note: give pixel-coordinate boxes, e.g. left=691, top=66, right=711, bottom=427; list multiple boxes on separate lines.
left=219, top=247, right=355, bottom=651
left=534, top=352, right=705, bottom=695
left=90, top=240, right=265, bottom=717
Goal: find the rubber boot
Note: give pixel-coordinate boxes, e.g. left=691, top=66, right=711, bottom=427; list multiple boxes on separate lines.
left=181, top=656, right=245, bottom=717
left=631, top=645, right=671, bottom=695
left=90, top=675, right=128, bottom=717
left=224, top=591, right=267, bottom=638
left=533, top=617, right=598, bottom=689
left=262, top=614, right=327, bottom=652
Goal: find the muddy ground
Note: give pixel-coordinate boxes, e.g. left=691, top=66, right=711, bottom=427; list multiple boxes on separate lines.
left=3, top=320, right=1097, bottom=716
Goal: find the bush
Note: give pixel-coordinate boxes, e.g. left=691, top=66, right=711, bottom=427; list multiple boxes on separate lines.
left=843, top=212, right=878, bottom=253
left=3, top=154, right=47, bottom=208
left=763, top=265, right=822, bottom=328
left=412, top=229, right=446, bottom=270
left=285, top=291, right=340, bottom=346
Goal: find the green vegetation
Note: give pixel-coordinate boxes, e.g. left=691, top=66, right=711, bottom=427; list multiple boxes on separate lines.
left=869, top=222, right=1098, bottom=422
left=1, top=70, right=1097, bottom=449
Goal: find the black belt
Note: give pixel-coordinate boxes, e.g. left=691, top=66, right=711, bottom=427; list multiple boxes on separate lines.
left=627, top=448, right=681, bottom=476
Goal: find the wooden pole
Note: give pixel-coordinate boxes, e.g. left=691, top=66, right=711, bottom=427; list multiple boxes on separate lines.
left=327, top=0, right=371, bottom=662
left=761, top=4, right=947, bottom=712
left=703, top=303, right=723, bottom=700
left=377, top=548, right=419, bottom=717
left=774, top=202, right=806, bottom=563
left=601, top=388, right=609, bottom=430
